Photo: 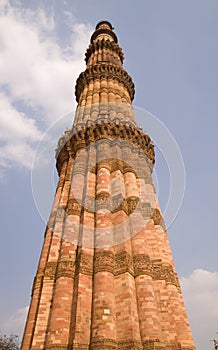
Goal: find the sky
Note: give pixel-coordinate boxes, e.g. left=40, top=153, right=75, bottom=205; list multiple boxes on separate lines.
left=0, top=1, right=218, bottom=349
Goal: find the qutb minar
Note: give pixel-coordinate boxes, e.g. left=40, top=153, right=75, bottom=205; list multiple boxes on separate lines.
left=21, top=21, right=195, bottom=350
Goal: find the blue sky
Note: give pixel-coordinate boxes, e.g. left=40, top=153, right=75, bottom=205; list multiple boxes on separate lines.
left=0, top=1, right=218, bottom=349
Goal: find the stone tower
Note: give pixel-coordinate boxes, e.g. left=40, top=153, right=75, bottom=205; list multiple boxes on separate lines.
left=21, top=21, right=195, bottom=350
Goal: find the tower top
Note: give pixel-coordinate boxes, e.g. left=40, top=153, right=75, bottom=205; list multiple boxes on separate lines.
left=91, top=20, right=118, bottom=43
left=75, top=20, right=136, bottom=104
left=95, top=20, right=113, bottom=30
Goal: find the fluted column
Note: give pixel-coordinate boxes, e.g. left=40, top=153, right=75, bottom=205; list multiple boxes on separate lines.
left=90, top=141, right=117, bottom=349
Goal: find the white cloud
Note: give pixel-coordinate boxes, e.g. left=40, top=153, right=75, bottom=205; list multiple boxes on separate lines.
left=0, top=91, right=42, bottom=170
left=181, top=269, right=218, bottom=350
left=0, top=1, right=93, bottom=173
left=0, top=92, right=41, bottom=142
left=2, top=306, right=28, bottom=338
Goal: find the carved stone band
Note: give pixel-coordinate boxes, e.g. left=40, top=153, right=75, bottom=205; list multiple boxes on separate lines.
left=75, top=64, right=135, bottom=102
left=30, top=341, right=195, bottom=350
left=32, top=252, right=180, bottom=294
left=85, top=38, right=124, bottom=64
left=56, top=122, right=155, bottom=175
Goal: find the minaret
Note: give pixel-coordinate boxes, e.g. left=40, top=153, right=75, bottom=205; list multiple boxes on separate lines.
left=21, top=21, right=195, bottom=350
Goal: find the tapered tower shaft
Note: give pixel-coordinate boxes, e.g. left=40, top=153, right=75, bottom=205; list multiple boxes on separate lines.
left=21, top=21, right=195, bottom=350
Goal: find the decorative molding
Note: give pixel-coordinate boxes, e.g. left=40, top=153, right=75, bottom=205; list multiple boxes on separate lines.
left=31, top=271, right=43, bottom=294
left=85, top=38, right=124, bottom=64
left=55, top=206, right=66, bottom=222
left=152, top=262, right=180, bottom=288
left=44, top=261, right=57, bottom=279
left=56, top=259, right=75, bottom=279
left=71, top=343, right=89, bottom=350
left=45, top=346, right=68, bottom=350
left=110, top=158, right=124, bottom=173
left=96, top=21, right=113, bottom=30
left=90, top=26, right=118, bottom=44
left=100, top=194, right=140, bottom=215
left=91, top=158, right=138, bottom=177
left=75, top=250, right=93, bottom=276
left=114, top=251, right=134, bottom=276
left=133, top=254, right=152, bottom=277
left=96, top=158, right=112, bottom=172
left=31, top=253, right=180, bottom=292
left=90, top=338, right=193, bottom=350
left=29, top=342, right=195, bottom=350
left=113, top=253, right=180, bottom=289
left=126, top=196, right=140, bottom=214
left=118, top=339, right=143, bottom=349
left=152, top=208, right=165, bottom=228
left=96, top=192, right=110, bottom=203
left=65, top=193, right=141, bottom=215
left=56, top=123, right=154, bottom=176
left=90, top=250, right=180, bottom=289
left=134, top=255, right=180, bottom=288
left=142, top=339, right=165, bottom=350
left=90, top=338, right=117, bottom=350
left=32, top=262, right=57, bottom=293
left=94, top=250, right=114, bottom=274
left=75, top=64, right=135, bottom=102
left=141, top=205, right=166, bottom=230
left=67, top=198, right=82, bottom=216
left=142, top=340, right=195, bottom=350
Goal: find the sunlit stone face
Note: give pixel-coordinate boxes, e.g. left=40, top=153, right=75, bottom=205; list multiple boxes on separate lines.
left=93, top=32, right=114, bottom=42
